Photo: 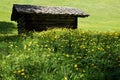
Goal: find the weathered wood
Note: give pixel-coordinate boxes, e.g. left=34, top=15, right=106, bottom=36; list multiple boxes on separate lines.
left=11, top=4, right=90, bottom=34
left=24, top=14, right=77, bottom=31
left=11, top=4, right=89, bottom=20
left=73, top=17, right=77, bottom=29
left=17, top=16, right=27, bottom=34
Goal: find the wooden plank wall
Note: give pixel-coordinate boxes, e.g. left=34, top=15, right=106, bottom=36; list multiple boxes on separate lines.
left=25, top=14, right=77, bottom=31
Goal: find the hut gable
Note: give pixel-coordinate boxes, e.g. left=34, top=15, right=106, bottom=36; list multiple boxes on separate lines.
left=11, top=4, right=89, bottom=34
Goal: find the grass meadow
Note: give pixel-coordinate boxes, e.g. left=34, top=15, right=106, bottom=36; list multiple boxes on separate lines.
left=0, top=0, right=120, bottom=80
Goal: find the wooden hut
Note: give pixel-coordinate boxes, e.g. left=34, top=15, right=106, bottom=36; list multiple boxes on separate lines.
left=11, top=4, right=89, bottom=34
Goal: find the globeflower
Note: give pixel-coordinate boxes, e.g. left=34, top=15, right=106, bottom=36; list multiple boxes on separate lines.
left=21, top=72, right=25, bottom=75
left=74, top=64, right=78, bottom=68
left=66, top=54, right=69, bottom=57
left=80, top=45, right=85, bottom=49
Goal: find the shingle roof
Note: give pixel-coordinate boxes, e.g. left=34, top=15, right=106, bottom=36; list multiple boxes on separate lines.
left=11, top=4, right=89, bottom=20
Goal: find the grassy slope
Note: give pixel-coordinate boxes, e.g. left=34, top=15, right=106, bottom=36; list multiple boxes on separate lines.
left=0, top=29, right=120, bottom=80
left=0, top=0, right=120, bottom=79
left=0, top=0, right=120, bottom=32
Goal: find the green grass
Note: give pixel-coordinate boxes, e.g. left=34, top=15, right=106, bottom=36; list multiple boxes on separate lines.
left=0, top=29, right=120, bottom=80
left=0, top=0, right=120, bottom=80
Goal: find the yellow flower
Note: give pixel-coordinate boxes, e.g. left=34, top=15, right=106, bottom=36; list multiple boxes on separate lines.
left=66, top=54, right=69, bottom=58
left=98, top=47, right=104, bottom=51
left=48, top=48, right=51, bottom=51
left=78, top=56, right=82, bottom=59
left=106, top=45, right=110, bottom=49
left=28, top=41, right=32, bottom=46
left=36, top=44, right=39, bottom=47
left=75, top=68, right=79, bottom=70
left=24, top=75, right=27, bottom=78
left=21, top=69, right=24, bottom=72
left=13, top=71, right=17, bottom=74
left=91, top=49, right=94, bottom=52
left=83, top=69, right=86, bottom=73
left=18, top=70, right=21, bottom=74
left=115, top=32, right=118, bottom=36
left=74, top=64, right=78, bottom=68
left=64, top=77, right=68, bottom=80
left=21, top=72, right=25, bottom=75
left=80, top=45, right=85, bottom=49
left=47, top=54, right=51, bottom=57
left=91, top=64, right=94, bottom=66
left=45, top=45, right=48, bottom=47
left=28, top=48, right=31, bottom=51
left=54, top=35, right=58, bottom=39
left=74, top=58, right=77, bottom=60
left=10, top=44, right=13, bottom=47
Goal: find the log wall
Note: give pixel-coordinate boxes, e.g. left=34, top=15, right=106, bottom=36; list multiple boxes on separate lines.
left=17, top=14, right=77, bottom=34
left=25, top=14, right=77, bottom=31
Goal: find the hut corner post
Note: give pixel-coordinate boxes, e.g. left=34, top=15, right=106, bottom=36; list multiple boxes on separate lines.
left=74, top=17, right=77, bottom=29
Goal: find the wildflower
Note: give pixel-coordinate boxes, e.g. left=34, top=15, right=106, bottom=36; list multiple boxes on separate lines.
left=35, top=43, right=39, bottom=47
left=10, top=44, right=13, bottom=47
left=115, top=32, right=118, bottom=36
left=64, top=77, right=68, bottom=80
left=91, top=49, right=94, bottom=52
left=28, top=41, right=32, bottom=46
left=18, top=70, right=21, bottom=74
left=21, top=72, right=25, bottom=75
left=9, top=42, right=12, bottom=44
left=75, top=67, right=79, bottom=70
left=74, top=64, right=78, bottom=68
left=82, top=38, right=86, bottom=41
left=13, top=70, right=17, bottom=74
left=98, top=47, right=104, bottom=51
left=74, top=58, right=77, bottom=60
left=83, top=69, right=86, bottom=73
left=21, top=33, right=26, bottom=37
left=66, top=54, right=69, bottom=58
left=47, top=54, right=51, bottom=57
left=91, top=64, right=96, bottom=68
left=91, top=64, right=94, bottom=66
left=28, top=48, right=31, bottom=51
left=54, top=35, right=58, bottom=39
left=80, top=45, right=85, bottom=49
left=48, top=48, right=51, bottom=51
left=21, top=69, right=24, bottom=72
left=24, top=75, right=27, bottom=78
left=45, top=44, right=48, bottom=47
left=78, top=56, right=82, bottom=59
left=106, top=45, right=110, bottom=49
